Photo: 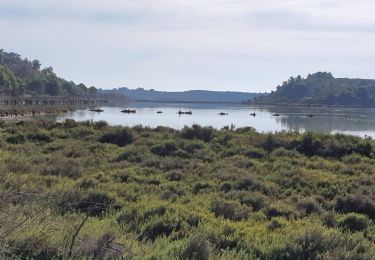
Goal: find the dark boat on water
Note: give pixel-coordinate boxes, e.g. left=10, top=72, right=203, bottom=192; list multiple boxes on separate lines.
left=121, top=109, right=136, bottom=114
left=178, top=110, right=192, bottom=115
left=156, top=111, right=163, bottom=114
left=89, top=108, right=104, bottom=113
left=249, top=113, right=256, bottom=117
left=218, top=112, right=228, bottom=116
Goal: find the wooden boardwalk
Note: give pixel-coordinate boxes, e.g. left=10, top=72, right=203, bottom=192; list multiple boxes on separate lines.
left=0, top=95, right=123, bottom=107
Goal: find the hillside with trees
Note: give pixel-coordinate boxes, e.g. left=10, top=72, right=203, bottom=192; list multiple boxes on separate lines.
left=0, top=49, right=97, bottom=97
left=101, top=87, right=263, bottom=103
left=254, top=72, right=375, bottom=106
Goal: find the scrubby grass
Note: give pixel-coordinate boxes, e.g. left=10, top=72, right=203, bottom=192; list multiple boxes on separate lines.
left=1, top=120, right=375, bottom=259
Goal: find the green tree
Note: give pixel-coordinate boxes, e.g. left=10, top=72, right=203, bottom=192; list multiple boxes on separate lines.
left=45, top=79, right=60, bottom=96
left=27, top=78, right=45, bottom=94
left=32, top=60, right=41, bottom=70
left=0, top=64, right=18, bottom=95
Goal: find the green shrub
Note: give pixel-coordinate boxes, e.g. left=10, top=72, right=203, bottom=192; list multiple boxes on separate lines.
left=267, top=219, right=284, bottom=231
left=63, top=119, right=79, bottom=128
left=220, top=182, right=232, bottom=193
left=193, top=182, right=210, bottom=194
left=166, top=170, right=183, bottom=181
left=76, top=178, right=98, bottom=189
left=98, top=128, right=133, bottom=147
left=265, top=204, right=293, bottom=219
left=94, top=120, right=108, bottom=129
left=150, top=141, right=178, bottom=156
left=335, top=194, right=375, bottom=219
left=181, top=234, right=211, bottom=260
left=266, top=230, right=329, bottom=259
left=55, top=190, right=119, bottom=217
left=181, top=125, right=215, bottom=142
left=297, top=132, right=322, bottom=157
left=296, top=198, right=321, bottom=216
left=210, top=199, right=249, bottom=221
left=234, top=177, right=271, bottom=195
left=139, top=216, right=178, bottom=241
left=338, top=213, right=369, bottom=232
left=40, top=158, right=81, bottom=179
left=6, top=133, right=26, bottom=144
left=240, top=193, right=267, bottom=211
left=244, top=147, right=267, bottom=159
left=114, top=172, right=131, bottom=183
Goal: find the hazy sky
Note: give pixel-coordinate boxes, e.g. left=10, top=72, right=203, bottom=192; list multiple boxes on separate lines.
left=1, top=0, right=375, bottom=92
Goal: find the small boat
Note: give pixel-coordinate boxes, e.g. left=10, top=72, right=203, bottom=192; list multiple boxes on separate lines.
left=218, top=112, right=228, bottom=116
left=156, top=111, right=163, bottom=114
left=90, top=108, right=104, bottom=113
left=307, top=114, right=314, bottom=118
left=121, top=109, right=136, bottom=114
left=249, top=113, right=256, bottom=117
left=178, top=110, right=192, bottom=115
left=273, top=113, right=280, bottom=117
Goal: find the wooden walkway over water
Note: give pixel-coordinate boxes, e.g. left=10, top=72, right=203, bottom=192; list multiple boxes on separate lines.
left=0, top=95, right=123, bottom=107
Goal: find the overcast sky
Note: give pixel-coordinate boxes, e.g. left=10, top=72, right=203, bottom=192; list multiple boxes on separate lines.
left=1, top=0, right=375, bottom=92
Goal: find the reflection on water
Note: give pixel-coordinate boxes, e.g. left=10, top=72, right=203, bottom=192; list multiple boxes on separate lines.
left=53, top=102, right=375, bottom=138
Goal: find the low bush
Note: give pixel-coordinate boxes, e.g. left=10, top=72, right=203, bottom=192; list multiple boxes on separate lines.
left=40, top=158, right=81, bottom=179
left=150, top=141, right=178, bottom=156
left=338, top=213, right=369, bottom=232
left=181, top=124, right=215, bottom=142
left=335, top=194, right=375, bottom=219
left=211, top=199, right=249, bottom=221
left=98, top=128, right=134, bottom=146
left=296, top=198, right=322, bottom=216
left=55, top=190, right=118, bottom=217
left=181, top=234, right=211, bottom=260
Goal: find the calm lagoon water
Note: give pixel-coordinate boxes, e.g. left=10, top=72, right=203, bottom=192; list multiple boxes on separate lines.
left=54, top=102, right=375, bottom=138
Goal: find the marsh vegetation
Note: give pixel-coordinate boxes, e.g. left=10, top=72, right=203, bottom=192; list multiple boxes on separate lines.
left=1, top=120, right=375, bottom=259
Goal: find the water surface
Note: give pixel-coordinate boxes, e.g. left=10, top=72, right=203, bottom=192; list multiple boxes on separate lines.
left=54, top=102, right=375, bottom=138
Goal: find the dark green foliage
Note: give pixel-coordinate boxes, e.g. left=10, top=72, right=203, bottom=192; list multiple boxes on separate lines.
left=6, top=133, right=26, bottom=144
left=0, top=50, right=96, bottom=96
left=296, top=198, right=321, bottom=216
left=0, top=64, right=19, bottom=95
left=181, top=234, right=211, bottom=260
left=26, top=131, right=52, bottom=143
left=211, top=199, right=249, bottom=221
left=267, top=219, right=284, bottom=231
left=2, top=121, right=375, bottom=258
left=335, top=194, right=375, bottom=219
left=139, top=217, right=177, bottom=241
left=235, top=177, right=271, bottom=195
left=99, top=128, right=134, bottom=147
left=338, top=213, right=369, bottom=232
left=150, top=141, right=178, bottom=156
left=40, top=158, right=81, bottom=178
left=55, top=191, right=118, bottom=217
left=267, top=230, right=329, bottom=259
left=181, top=124, right=215, bottom=142
left=255, top=71, right=375, bottom=106
left=166, top=170, right=183, bottom=181
left=298, top=132, right=322, bottom=156
left=193, top=182, right=210, bottom=194
left=240, top=193, right=267, bottom=211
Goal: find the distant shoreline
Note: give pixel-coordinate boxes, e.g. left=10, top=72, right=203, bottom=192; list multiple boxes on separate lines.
left=249, top=101, right=375, bottom=109
left=128, top=99, right=249, bottom=105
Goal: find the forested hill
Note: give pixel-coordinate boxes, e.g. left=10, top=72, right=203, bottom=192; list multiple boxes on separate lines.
left=254, top=72, right=375, bottom=106
left=0, top=49, right=97, bottom=96
left=101, top=87, right=263, bottom=103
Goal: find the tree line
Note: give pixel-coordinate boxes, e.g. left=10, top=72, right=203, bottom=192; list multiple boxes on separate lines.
left=0, top=49, right=97, bottom=97
left=254, top=72, right=375, bottom=106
